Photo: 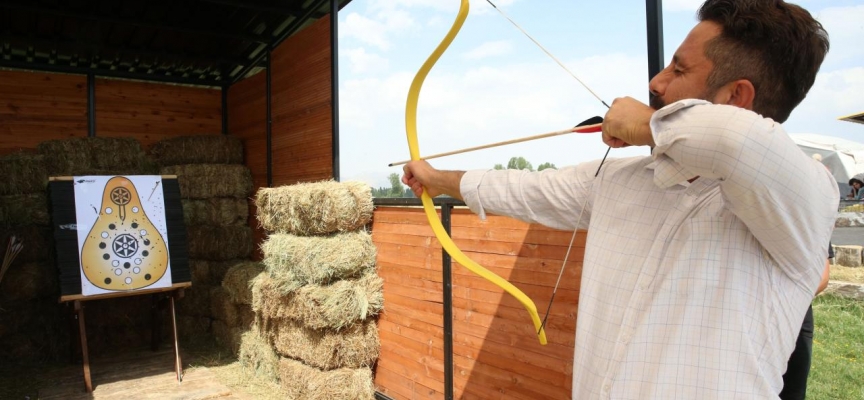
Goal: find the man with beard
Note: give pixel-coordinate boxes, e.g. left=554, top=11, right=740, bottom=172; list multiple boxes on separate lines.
left=401, top=0, right=837, bottom=398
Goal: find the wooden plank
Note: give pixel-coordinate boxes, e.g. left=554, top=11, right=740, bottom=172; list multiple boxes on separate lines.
left=374, top=365, right=443, bottom=400
left=59, top=282, right=191, bottom=302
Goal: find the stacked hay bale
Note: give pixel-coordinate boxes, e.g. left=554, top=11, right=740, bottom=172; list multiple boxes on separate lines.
left=0, top=152, right=63, bottom=362
left=241, top=181, right=381, bottom=399
left=151, top=135, right=256, bottom=346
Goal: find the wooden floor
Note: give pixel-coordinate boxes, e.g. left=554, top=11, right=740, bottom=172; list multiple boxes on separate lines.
left=39, top=348, right=244, bottom=399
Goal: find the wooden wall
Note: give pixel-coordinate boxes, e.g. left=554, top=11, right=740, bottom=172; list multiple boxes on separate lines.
left=228, top=15, right=335, bottom=259
left=0, top=70, right=87, bottom=155
left=373, top=207, right=584, bottom=400
left=228, top=71, right=267, bottom=259
left=0, top=69, right=222, bottom=156
left=270, top=14, right=334, bottom=186
left=95, top=78, right=221, bottom=148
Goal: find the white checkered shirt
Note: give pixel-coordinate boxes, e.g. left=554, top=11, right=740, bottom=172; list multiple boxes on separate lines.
left=460, top=100, right=839, bottom=399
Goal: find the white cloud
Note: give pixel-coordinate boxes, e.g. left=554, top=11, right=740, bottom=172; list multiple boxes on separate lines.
left=338, top=52, right=649, bottom=188
left=814, top=5, right=864, bottom=70
left=343, top=47, right=390, bottom=74
left=462, top=40, right=513, bottom=60
left=663, top=0, right=703, bottom=13
left=785, top=67, right=864, bottom=140
left=340, top=9, right=415, bottom=51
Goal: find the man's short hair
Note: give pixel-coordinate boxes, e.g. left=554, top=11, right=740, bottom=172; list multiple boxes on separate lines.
left=698, top=0, right=829, bottom=122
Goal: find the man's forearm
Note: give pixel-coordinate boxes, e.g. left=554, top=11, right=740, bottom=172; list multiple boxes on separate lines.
left=431, top=170, right=466, bottom=201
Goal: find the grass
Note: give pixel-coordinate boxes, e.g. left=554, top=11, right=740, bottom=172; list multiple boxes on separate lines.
left=809, top=294, right=864, bottom=400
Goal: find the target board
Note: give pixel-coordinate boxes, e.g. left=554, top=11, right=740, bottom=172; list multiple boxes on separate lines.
left=71, top=176, right=171, bottom=296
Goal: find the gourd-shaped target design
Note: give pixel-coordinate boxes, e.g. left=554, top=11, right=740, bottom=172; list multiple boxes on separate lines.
left=81, top=177, right=169, bottom=290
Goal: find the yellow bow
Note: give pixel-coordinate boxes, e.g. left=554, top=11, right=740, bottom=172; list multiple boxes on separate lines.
left=403, top=0, right=547, bottom=345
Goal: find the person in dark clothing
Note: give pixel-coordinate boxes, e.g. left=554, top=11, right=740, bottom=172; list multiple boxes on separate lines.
left=780, top=244, right=832, bottom=400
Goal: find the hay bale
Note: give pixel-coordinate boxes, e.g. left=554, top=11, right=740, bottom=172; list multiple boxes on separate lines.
left=223, top=262, right=264, bottom=305
left=187, top=225, right=254, bottom=261
left=149, top=135, right=245, bottom=166
left=0, top=153, right=47, bottom=195
left=264, top=318, right=379, bottom=370
left=238, top=304, right=256, bottom=328
left=175, top=315, right=212, bottom=340
left=252, top=272, right=383, bottom=331
left=278, top=357, right=374, bottom=400
left=239, top=329, right=280, bottom=383
left=0, top=262, right=57, bottom=303
left=182, top=198, right=249, bottom=226
left=0, top=193, right=50, bottom=228
left=262, top=231, right=376, bottom=287
left=0, top=299, right=67, bottom=362
left=189, top=260, right=211, bottom=285
left=37, top=137, right=156, bottom=176
left=161, top=164, right=252, bottom=199
left=210, top=286, right=239, bottom=326
left=189, top=259, right=250, bottom=285
left=0, top=225, right=52, bottom=264
left=176, top=285, right=212, bottom=317
left=255, top=181, right=373, bottom=235
left=213, top=320, right=243, bottom=354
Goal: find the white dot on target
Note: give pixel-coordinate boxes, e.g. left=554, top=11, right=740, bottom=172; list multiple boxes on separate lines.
left=134, top=258, right=142, bottom=265
left=140, top=230, right=147, bottom=236
left=105, top=207, right=113, bottom=214
left=125, top=277, right=132, bottom=284
left=114, top=269, right=122, bottom=276
left=133, top=267, right=141, bottom=274
left=101, top=232, right=108, bottom=238
left=112, top=260, right=119, bottom=267
left=132, top=207, right=139, bottom=213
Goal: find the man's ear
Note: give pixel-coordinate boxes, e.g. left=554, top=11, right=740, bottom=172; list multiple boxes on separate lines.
left=713, top=79, right=755, bottom=110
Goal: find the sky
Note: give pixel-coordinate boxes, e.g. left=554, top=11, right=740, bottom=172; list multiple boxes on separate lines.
left=336, top=0, right=864, bottom=188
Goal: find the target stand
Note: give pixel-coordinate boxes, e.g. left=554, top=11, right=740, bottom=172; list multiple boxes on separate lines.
left=48, top=176, right=192, bottom=393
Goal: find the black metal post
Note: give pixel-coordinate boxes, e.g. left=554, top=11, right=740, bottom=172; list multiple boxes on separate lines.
left=441, top=203, right=454, bottom=400
left=645, top=0, right=665, bottom=80
left=221, top=85, right=229, bottom=135
left=330, top=0, right=340, bottom=182
left=266, top=50, right=273, bottom=187
left=87, top=72, right=95, bottom=137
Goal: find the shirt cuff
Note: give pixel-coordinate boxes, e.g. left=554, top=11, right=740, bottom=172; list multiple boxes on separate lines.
left=459, top=170, right=489, bottom=220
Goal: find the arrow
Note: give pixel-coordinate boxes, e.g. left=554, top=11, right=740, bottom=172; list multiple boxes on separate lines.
left=389, top=117, right=602, bottom=167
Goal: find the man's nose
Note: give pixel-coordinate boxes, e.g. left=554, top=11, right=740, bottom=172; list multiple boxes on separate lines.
left=649, top=66, right=671, bottom=98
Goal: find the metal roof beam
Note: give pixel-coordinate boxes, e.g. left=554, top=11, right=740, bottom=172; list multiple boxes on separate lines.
left=0, top=2, right=273, bottom=45
left=0, top=34, right=251, bottom=68
left=196, top=0, right=314, bottom=17
left=230, top=0, right=329, bottom=83
left=0, top=58, right=226, bottom=87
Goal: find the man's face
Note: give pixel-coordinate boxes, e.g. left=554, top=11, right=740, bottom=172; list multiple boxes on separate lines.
left=649, top=21, right=722, bottom=110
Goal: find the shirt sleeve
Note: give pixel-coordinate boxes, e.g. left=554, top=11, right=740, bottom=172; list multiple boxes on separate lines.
left=650, top=100, right=840, bottom=284
left=459, top=160, right=601, bottom=231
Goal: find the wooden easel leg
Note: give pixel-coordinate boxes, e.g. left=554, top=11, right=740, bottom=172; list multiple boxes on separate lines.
left=170, top=293, right=183, bottom=382
left=74, top=300, right=93, bottom=393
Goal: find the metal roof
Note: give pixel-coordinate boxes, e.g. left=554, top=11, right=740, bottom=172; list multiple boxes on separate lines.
left=0, top=0, right=351, bottom=87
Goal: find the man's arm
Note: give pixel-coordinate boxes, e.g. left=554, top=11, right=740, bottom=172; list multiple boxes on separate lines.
left=650, top=100, right=839, bottom=288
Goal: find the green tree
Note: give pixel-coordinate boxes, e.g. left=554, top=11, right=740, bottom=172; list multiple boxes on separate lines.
left=493, top=164, right=505, bottom=170
left=538, top=162, right=557, bottom=171
left=506, top=156, right=534, bottom=171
